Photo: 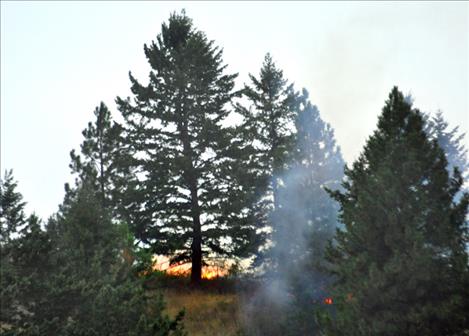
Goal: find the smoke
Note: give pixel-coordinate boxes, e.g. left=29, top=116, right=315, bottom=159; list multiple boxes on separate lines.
left=239, top=98, right=344, bottom=335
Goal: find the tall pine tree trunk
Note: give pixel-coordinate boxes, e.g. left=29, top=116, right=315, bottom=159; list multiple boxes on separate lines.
left=180, top=120, right=203, bottom=284
left=190, top=184, right=202, bottom=284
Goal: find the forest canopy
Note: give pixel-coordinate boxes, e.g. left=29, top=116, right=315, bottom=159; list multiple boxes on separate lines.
left=1, top=10, right=468, bottom=336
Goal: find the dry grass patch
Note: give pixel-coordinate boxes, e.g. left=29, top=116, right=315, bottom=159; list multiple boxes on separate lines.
left=163, top=288, right=241, bottom=336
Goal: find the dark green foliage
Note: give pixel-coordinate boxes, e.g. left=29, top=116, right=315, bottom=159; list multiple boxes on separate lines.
left=322, top=87, right=469, bottom=335
left=0, top=170, right=27, bottom=243
left=236, top=53, right=300, bottom=208
left=1, top=178, right=185, bottom=335
left=235, top=53, right=301, bottom=267
left=116, top=11, right=256, bottom=283
left=1, top=213, right=53, bottom=333
left=0, top=171, right=32, bottom=331
left=69, top=102, right=136, bottom=222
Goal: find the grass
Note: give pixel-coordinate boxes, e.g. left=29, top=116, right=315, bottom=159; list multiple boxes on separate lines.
left=145, top=274, right=246, bottom=335
left=163, top=288, right=241, bottom=336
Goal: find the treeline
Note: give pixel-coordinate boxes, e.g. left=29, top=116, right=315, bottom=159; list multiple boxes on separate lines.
left=1, top=10, right=469, bottom=336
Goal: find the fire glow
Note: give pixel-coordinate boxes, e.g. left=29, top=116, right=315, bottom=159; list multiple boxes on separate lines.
left=323, top=297, right=333, bottom=305
left=152, top=256, right=227, bottom=279
left=164, top=264, right=226, bottom=279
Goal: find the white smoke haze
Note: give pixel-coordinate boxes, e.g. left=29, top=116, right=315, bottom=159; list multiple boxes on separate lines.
left=237, top=93, right=469, bottom=335
left=239, top=95, right=345, bottom=335
left=239, top=172, right=335, bottom=335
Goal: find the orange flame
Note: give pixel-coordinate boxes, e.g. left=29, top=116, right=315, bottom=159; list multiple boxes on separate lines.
left=324, top=297, right=333, bottom=305
left=201, top=266, right=227, bottom=279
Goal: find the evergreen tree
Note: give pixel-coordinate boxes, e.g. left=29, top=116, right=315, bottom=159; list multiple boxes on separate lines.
left=117, top=11, right=254, bottom=283
left=322, top=87, right=469, bottom=335
left=69, top=102, right=135, bottom=221
left=0, top=172, right=46, bottom=329
left=236, top=53, right=300, bottom=211
left=235, top=53, right=301, bottom=267
left=0, top=170, right=26, bottom=243
left=0, top=213, right=53, bottom=332
left=425, top=110, right=468, bottom=195
left=1, top=180, right=185, bottom=335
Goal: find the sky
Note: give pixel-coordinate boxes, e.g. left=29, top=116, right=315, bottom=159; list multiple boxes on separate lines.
left=1, top=1, right=468, bottom=220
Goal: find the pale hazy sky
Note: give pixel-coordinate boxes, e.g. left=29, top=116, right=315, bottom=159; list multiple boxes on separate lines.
left=1, top=1, right=468, bottom=220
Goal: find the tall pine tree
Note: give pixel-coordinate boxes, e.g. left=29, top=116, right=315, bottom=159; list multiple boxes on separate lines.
left=117, top=11, right=255, bottom=283
left=425, top=110, right=468, bottom=197
left=323, top=87, right=469, bottom=335
left=0, top=170, right=26, bottom=244
left=69, top=102, right=135, bottom=221
left=236, top=53, right=300, bottom=211
left=235, top=53, right=301, bottom=267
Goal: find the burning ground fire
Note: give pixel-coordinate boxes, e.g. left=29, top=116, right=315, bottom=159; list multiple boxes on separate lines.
left=321, top=293, right=353, bottom=305
left=152, top=256, right=228, bottom=279
left=323, top=297, right=333, bottom=305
